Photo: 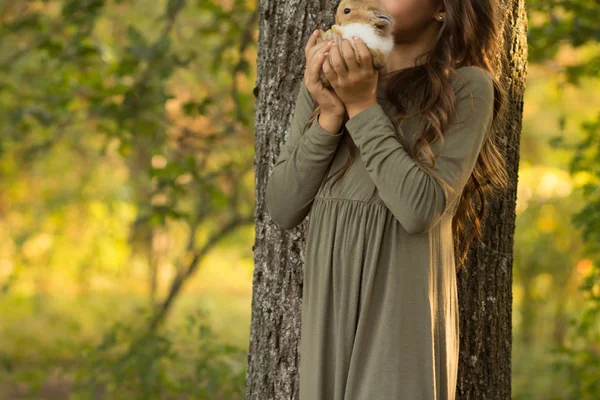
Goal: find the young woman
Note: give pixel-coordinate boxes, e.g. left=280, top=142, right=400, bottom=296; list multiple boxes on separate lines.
left=265, top=0, right=509, bottom=398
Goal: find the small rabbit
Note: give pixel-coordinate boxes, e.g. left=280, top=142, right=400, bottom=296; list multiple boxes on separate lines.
left=316, top=0, right=395, bottom=88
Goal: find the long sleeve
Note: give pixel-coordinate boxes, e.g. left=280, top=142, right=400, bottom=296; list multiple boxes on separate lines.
left=266, top=82, right=344, bottom=230
left=344, top=67, right=495, bottom=234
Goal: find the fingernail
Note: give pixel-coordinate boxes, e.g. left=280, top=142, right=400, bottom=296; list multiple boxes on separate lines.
left=324, top=52, right=329, bottom=56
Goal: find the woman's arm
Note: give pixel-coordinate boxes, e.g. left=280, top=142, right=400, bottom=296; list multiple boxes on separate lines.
left=265, top=82, right=344, bottom=230
left=344, top=67, right=495, bottom=234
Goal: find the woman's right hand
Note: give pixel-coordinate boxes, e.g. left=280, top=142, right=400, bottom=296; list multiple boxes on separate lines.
left=304, top=30, right=346, bottom=118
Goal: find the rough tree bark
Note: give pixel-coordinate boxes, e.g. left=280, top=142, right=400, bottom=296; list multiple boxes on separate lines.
left=248, top=0, right=527, bottom=399
left=455, top=1, right=527, bottom=399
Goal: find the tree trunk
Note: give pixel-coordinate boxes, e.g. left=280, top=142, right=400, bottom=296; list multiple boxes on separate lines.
left=249, top=1, right=527, bottom=399
left=455, top=1, right=527, bottom=398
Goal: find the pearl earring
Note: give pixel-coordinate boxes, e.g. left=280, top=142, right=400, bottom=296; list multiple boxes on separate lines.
left=437, top=15, right=444, bottom=21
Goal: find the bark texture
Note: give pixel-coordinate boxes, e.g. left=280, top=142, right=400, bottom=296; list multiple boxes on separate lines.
left=456, top=1, right=527, bottom=399
left=248, top=0, right=527, bottom=399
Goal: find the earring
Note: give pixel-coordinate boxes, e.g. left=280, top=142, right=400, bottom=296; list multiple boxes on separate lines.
left=437, top=15, right=444, bottom=21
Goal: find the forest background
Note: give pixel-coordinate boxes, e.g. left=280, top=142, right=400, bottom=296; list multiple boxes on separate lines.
left=0, top=0, right=599, bottom=399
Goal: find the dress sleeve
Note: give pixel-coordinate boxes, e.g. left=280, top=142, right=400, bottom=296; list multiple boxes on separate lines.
left=266, top=82, right=345, bottom=230
left=344, top=68, right=495, bottom=234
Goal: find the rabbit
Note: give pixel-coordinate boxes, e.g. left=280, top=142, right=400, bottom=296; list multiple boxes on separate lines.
left=300, top=0, right=395, bottom=143
left=316, top=0, right=395, bottom=89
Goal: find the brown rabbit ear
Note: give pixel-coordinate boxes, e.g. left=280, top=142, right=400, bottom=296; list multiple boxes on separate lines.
left=374, top=13, right=394, bottom=26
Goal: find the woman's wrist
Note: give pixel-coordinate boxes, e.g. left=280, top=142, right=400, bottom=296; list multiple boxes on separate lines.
left=346, top=100, right=378, bottom=119
left=317, top=112, right=343, bottom=135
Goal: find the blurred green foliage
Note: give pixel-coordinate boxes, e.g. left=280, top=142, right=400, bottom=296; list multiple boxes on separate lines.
left=1, top=0, right=256, bottom=397
left=70, top=308, right=247, bottom=399
left=519, top=1, right=600, bottom=399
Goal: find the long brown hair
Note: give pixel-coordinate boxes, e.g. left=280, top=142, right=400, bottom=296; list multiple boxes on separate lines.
left=303, top=0, right=510, bottom=271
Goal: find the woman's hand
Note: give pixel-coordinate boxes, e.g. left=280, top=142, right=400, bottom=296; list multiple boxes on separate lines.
left=323, top=37, right=378, bottom=119
left=304, top=30, right=346, bottom=118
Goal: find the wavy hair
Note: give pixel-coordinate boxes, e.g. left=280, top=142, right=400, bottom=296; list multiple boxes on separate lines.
left=302, top=0, right=510, bottom=271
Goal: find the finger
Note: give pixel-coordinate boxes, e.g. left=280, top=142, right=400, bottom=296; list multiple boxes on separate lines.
left=307, top=40, right=332, bottom=65
left=354, top=37, right=372, bottom=70
left=328, top=42, right=348, bottom=77
left=342, top=39, right=360, bottom=72
left=350, top=38, right=363, bottom=66
left=322, top=57, right=338, bottom=84
left=306, top=48, right=329, bottom=87
left=305, top=41, right=332, bottom=83
left=306, top=48, right=325, bottom=85
left=304, top=29, right=322, bottom=56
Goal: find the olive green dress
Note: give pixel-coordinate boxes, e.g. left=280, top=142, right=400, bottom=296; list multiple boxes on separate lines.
left=265, top=66, right=494, bottom=400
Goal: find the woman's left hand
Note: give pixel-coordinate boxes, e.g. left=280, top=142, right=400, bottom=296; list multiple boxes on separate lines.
left=323, top=37, right=378, bottom=119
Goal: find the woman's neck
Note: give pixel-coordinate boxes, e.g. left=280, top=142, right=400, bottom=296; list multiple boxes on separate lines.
left=383, top=22, right=440, bottom=74
left=384, top=44, right=424, bottom=72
